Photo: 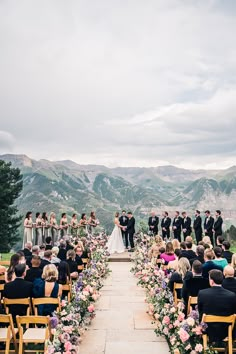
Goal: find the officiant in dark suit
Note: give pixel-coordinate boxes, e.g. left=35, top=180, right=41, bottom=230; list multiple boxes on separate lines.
left=213, top=210, right=223, bottom=244
left=119, top=210, right=129, bottom=249
left=127, top=211, right=135, bottom=252
left=172, top=211, right=182, bottom=242
left=148, top=212, right=159, bottom=235
left=193, top=210, right=202, bottom=244
left=161, top=211, right=171, bottom=240
left=204, top=210, right=214, bottom=245
left=182, top=211, right=192, bottom=240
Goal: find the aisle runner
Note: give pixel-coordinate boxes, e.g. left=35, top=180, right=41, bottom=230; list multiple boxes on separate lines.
left=80, top=262, right=169, bottom=354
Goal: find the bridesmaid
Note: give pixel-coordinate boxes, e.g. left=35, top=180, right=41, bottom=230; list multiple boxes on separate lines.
left=42, top=212, right=50, bottom=243
left=78, top=213, right=87, bottom=237
left=35, top=212, right=43, bottom=245
left=60, top=213, right=68, bottom=239
left=23, top=211, right=33, bottom=247
left=50, top=212, right=59, bottom=245
left=70, top=213, right=78, bottom=238
left=88, top=211, right=97, bottom=234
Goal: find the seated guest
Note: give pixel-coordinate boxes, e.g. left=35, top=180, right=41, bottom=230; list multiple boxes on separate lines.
left=182, top=260, right=209, bottom=310
left=39, top=250, right=52, bottom=270
left=25, top=255, right=42, bottom=282
left=160, top=242, right=176, bottom=264
left=58, top=261, right=71, bottom=285
left=32, top=245, right=40, bottom=256
left=222, top=265, right=236, bottom=295
left=39, top=244, right=46, bottom=258
left=32, top=264, right=62, bottom=316
left=51, top=246, right=61, bottom=265
left=168, top=249, right=181, bottom=271
left=148, top=236, right=164, bottom=265
left=22, top=242, right=32, bottom=266
left=202, top=249, right=223, bottom=278
left=222, top=241, right=233, bottom=264
left=168, top=257, right=191, bottom=293
left=202, top=236, right=213, bottom=249
left=216, top=235, right=225, bottom=248
left=66, top=250, right=79, bottom=278
left=5, top=254, right=20, bottom=283
left=65, top=238, right=74, bottom=251
left=213, top=246, right=228, bottom=269
left=179, top=241, right=196, bottom=261
left=3, top=264, right=33, bottom=319
left=198, top=269, right=236, bottom=342
left=190, top=245, right=205, bottom=266
left=180, top=241, right=186, bottom=251
left=172, top=238, right=180, bottom=251
left=185, top=236, right=197, bottom=252
left=45, top=236, right=53, bottom=250
left=75, top=246, right=84, bottom=266
left=17, top=251, right=26, bottom=265
left=57, top=240, right=67, bottom=261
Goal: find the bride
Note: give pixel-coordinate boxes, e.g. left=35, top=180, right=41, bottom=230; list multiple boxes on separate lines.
left=107, top=212, right=125, bottom=254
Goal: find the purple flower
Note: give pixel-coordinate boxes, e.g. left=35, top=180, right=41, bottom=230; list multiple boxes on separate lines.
left=50, top=316, right=59, bottom=329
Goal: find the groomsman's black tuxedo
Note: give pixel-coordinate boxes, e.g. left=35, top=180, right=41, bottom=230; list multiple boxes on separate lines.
left=193, top=215, right=202, bottom=244
left=182, top=216, right=192, bottom=240
left=148, top=216, right=159, bottom=235
left=172, top=216, right=182, bottom=242
left=198, top=286, right=236, bottom=342
left=161, top=217, right=171, bottom=239
left=204, top=216, right=214, bottom=245
left=119, top=215, right=129, bottom=248
left=214, top=216, right=223, bottom=238
left=126, top=216, right=135, bottom=249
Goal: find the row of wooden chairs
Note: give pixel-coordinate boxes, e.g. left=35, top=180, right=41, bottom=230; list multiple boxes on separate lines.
left=0, top=313, right=50, bottom=354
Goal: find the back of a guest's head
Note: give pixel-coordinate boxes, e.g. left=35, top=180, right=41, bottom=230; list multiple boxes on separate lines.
left=31, top=255, right=41, bottom=267
left=40, top=244, right=46, bottom=250
left=209, top=269, right=223, bottom=285
left=223, top=241, right=231, bottom=251
left=44, top=250, right=52, bottom=260
left=45, top=236, right=52, bottom=244
left=186, top=242, right=192, bottom=250
left=59, top=240, right=66, bottom=249
left=177, top=257, right=190, bottom=278
left=180, top=242, right=186, bottom=250
left=172, top=239, right=180, bottom=250
left=204, top=243, right=210, bottom=249
left=25, top=242, right=32, bottom=250
left=204, top=249, right=215, bottom=261
left=32, top=245, right=40, bottom=254
left=198, top=241, right=204, bottom=246
left=196, top=245, right=205, bottom=258
left=15, top=263, right=26, bottom=278
left=58, top=261, right=70, bottom=284
left=174, top=248, right=181, bottom=258
left=67, top=249, right=76, bottom=260
left=192, top=260, right=202, bottom=275
left=159, top=247, right=165, bottom=254
left=165, top=242, right=174, bottom=254
left=185, top=236, right=194, bottom=244
left=202, top=236, right=212, bottom=246
left=214, top=246, right=223, bottom=258
left=224, top=265, right=235, bottom=278
left=155, top=235, right=163, bottom=247
left=42, top=264, right=58, bottom=282
left=52, top=246, right=59, bottom=256
left=9, top=254, right=20, bottom=268
left=217, top=236, right=224, bottom=245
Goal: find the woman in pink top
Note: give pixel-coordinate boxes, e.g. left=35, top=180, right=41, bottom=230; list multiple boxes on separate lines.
left=160, top=242, right=176, bottom=264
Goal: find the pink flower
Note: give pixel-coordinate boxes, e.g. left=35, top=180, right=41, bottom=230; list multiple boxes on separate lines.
left=162, top=316, right=170, bottom=325
left=88, top=304, right=95, bottom=313
left=192, top=326, right=202, bottom=335
left=195, top=343, right=203, bottom=352
left=177, top=312, right=185, bottom=322
left=64, top=341, right=72, bottom=351
left=178, top=328, right=190, bottom=342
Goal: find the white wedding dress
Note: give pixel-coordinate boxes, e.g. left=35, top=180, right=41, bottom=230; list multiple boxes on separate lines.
left=107, top=218, right=125, bottom=254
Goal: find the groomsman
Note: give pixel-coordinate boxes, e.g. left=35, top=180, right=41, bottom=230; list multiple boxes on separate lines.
left=119, top=210, right=129, bottom=249
left=127, top=211, right=135, bottom=252
left=193, top=210, right=202, bottom=244
left=213, top=210, right=223, bottom=244
left=182, top=211, right=192, bottom=240
left=148, top=211, right=159, bottom=235
left=172, top=211, right=182, bottom=242
left=161, top=212, right=171, bottom=240
left=204, top=210, right=214, bottom=245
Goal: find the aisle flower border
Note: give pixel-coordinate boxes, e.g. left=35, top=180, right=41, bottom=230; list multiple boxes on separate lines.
left=46, top=232, right=110, bottom=354
left=131, top=233, right=218, bottom=354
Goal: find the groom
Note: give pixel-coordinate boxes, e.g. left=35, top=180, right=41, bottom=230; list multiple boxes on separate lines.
left=119, top=210, right=129, bottom=249
left=126, top=211, right=135, bottom=252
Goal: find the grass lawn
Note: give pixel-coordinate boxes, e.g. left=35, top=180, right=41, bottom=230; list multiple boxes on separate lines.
left=0, top=253, right=13, bottom=261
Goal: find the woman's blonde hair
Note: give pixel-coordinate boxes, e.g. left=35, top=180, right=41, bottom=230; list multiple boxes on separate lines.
left=177, top=257, right=190, bottom=279
left=76, top=241, right=84, bottom=252
left=42, top=264, right=58, bottom=282
left=172, top=239, right=180, bottom=251
left=231, top=254, right=236, bottom=269
left=52, top=246, right=59, bottom=256
left=202, top=236, right=212, bottom=246
left=155, top=235, right=163, bottom=247
left=67, top=249, right=76, bottom=260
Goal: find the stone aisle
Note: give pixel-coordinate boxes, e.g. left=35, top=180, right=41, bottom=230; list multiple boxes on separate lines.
left=80, top=261, right=169, bottom=354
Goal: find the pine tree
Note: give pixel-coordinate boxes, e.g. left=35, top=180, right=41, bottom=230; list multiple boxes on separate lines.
left=0, top=160, right=23, bottom=252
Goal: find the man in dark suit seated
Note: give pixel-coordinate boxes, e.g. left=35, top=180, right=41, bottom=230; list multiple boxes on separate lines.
left=57, top=240, right=67, bottom=261
left=182, top=260, right=209, bottom=311
left=3, top=264, right=33, bottom=320
left=222, top=241, right=234, bottom=264
left=222, top=265, right=236, bottom=295
left=21, top=242, right=33, bottom=267
left=198, top=269, right=236, bottom=342
left=25, top=255, right=42, bottom=283
left=148, top=212, right=159, bottom=235
left=39, top=250, right=52, bottom=269
left=202, top=249, right=223, bottom=278
left=190, top=245, right=205, bottom=266
left=179, top=241, right=196, bottom=261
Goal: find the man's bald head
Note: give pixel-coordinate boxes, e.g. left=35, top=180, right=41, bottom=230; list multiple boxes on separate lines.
left=224, top=265, right=235, bottom=278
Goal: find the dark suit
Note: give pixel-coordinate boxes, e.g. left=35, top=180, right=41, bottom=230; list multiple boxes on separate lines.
left=193, top=215, right=202, bottom=244
left=222, top=277, right=236, bottom=295
left=58, top=248, right=67, bottom=261
left=172, top=217, right=182, bottom=242
left=223, top=250, right=233, bottom=264
left=148, top=216, right=159, bottom=235
left=3, top=278, right=33, bottom=319
left=39, top=259, right=51, bottom=270
left=204, top=216, right=214, bottom=245
left=214, top=216, right=223, bottom=243
left=182, top=275, right=209, bottom=310
left=161, top=217, right=171, bottom=239
left=22, top=248, right=32, bottom=268
left=182, top=216, right=192, bottom=240
left=25, top=267, right=42, bottom=283
left=179, top=249, right=196, bottom=261
left=126, top=217, right=135, bottom=249
left=198, top=286, right=236, bottom=341
left=119, top=215, right=129, bottom=248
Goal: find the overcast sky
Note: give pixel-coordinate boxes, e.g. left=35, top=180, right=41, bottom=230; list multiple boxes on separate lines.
left=1, top=0, right=236, bottom=169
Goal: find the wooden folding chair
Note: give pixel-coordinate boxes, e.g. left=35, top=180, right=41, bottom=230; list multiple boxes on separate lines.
left=61, top=282, right=72, bottom=302
left=173, top=283, right=183, bottom=305
left=16, top=315, right=50, bottom=354
left=187, top=296, right=198, bottom=315
left=32, top=297, right=61, bottom=316
left=0, top=261, right=10, bottom=267
left=202, top=314, right=235, bottom=354
left=3, top=298, right=32, bottom=316
left=0, top=274, right=5, bottom=282
left=82, top=257, right=89, bottom=266
left=78, top=264, right=84, bottom=272
left=0, top=314, right=18, bottom=354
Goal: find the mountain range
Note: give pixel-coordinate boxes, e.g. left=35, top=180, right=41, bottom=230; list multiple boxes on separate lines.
left=1, top=154, right=236, bottom=235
